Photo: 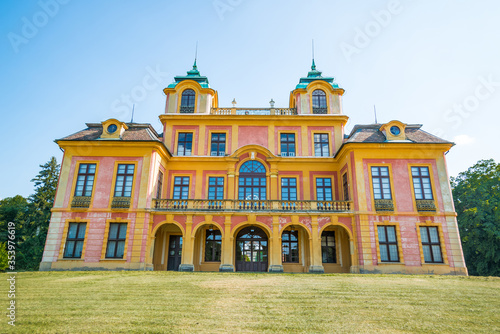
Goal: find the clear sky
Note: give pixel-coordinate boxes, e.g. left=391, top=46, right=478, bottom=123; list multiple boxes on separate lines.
left=1, top=0, right=499, bottom=199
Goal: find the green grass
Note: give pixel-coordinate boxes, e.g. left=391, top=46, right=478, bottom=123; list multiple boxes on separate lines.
left=1, top=272, right=499, bottom=333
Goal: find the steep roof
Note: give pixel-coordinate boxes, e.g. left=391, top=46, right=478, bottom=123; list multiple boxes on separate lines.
left=57, top=123, right=162, bottom=142
left=345, top=124, right=453, bottom=144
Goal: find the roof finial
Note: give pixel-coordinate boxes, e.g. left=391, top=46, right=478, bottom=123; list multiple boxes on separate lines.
left=193, top=41, right=198, bottom=70
left=311, top=39, right=316, bottom=70
left=131, top=104, right=135, bottom=123
left=374, top=105, right=378, bottom=124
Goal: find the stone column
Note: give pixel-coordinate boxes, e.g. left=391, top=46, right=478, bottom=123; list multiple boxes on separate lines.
left=269, top=215, right=283, bottom=272
left=309, top=215, right=324, bottom=273
left=179, top=215, right=194, bottom=272
left=219, top=215, right=234, bottom=272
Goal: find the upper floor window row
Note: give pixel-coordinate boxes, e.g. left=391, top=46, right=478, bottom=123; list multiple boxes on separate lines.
left=180, top=89, right=195, bottom=113
left=75, top=163, right=96, bottom=197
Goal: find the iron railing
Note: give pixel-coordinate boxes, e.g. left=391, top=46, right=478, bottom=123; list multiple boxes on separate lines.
left=374, top=199, right=394, bottom=212
left=71, top=196, right=91, bottom=208
left=416, top=200, right=436, bottom=212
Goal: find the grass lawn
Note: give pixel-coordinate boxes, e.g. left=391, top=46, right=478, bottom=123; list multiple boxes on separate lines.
left=1, top=271, right=499, bottom=333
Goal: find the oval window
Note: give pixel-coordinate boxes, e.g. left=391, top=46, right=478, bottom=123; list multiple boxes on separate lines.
left=390, top=126, right=400, bottom=136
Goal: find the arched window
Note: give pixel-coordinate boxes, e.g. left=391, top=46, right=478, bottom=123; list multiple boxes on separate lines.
left=312, top=90, right=327, bottom=114
left=180, top=89, right=195, bottom=113
left=238, top=161, right=266, bottom=200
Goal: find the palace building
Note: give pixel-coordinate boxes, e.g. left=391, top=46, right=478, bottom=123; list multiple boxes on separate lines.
left=40, top=60, right=467, bottom=275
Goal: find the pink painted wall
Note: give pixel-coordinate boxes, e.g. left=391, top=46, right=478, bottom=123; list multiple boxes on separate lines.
left=307, top=126, right=335, bottom=156
left=204, top=126, right=232, bottom=155
left=238, top=126, right=268, bottom=148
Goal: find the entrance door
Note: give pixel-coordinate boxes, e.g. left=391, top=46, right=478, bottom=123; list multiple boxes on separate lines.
left=235, top=226, right=268, bottom=272
left=167, top=235, right=182, bottom=271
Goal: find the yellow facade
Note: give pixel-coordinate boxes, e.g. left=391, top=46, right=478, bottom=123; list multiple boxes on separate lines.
left=40, top=61, right=467, bottom=275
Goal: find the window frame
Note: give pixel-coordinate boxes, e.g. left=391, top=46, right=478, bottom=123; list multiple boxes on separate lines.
left=410, top=166, right=434, bottom=200
left=208, top=176, right=224, bottom=200
left=180, top=89, right=196, bottom=113
left=63, top=222, right=87, bottom=259
left=280, top=133, right=296, bottom=157
left=237, top=160, right=267, bottom=201
left=281, top=229, right=299, bottom=263
left=342, top=172, right=349, bottom=201
left=316, top=177, right=333, bottom=201
left=156, top=170, right=164, bottom=199
left=312, top=89, right=328, bottom=114
left=105, top=222, right=128, bottom=259
left=377, top=225, right=400, bottom=263
left=370, top=166, right=393, bottom=200
left=210, top=133, right=227, bottom=156
left=321, top=230, right=336, bottom=264
left=74, top=163, right=97, bottom=197
left=204, top=228, right=222, bottom=262
left=313, top=133, right=330, bottom=157
left=177, top=132, right=193, bottom=156
left=172, top=176, right=190, bottom=200
left=281, top=177, right=298, bottom=201
left=419, top=226, right=444, bottom=264
left=113, top=164, right=135, bottom=198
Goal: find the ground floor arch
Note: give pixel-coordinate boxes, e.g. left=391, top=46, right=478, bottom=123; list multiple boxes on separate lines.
left=193, top=223, right=223, bottom=271
left=153, top=224, right=184, bottom=271
left=320, top=224, right=352, bottom=273
left=235, top=226, right=269, bottom=272
left=280, top=224, right=311, bottom=273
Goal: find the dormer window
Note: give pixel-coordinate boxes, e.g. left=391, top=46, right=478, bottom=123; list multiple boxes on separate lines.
left=180, top=89, right=196, bottom=113
left=312, top=90, right=327, bottom=114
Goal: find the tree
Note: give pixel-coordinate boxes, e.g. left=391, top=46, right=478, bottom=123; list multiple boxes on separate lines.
left=17, top=157, right=60, bottom=270
left=451, top=159, right=500, bottom=276
left=0, top=195, right=28, bottom=243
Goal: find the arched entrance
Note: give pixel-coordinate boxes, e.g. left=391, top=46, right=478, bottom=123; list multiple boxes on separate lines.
left=320, top=225, right=352, bottom=273
left=235, top=226, right=268, bottom=272
left=193, top=225, right=222, bottom=272
left=153, top=224, right=183, bottom=271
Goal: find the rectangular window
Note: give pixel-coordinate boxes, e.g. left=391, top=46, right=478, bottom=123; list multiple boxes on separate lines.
left=411, top=167, right=433, bottom=200
left=63, top=222, right=86, bottom=258
left=75, top=163, right=96, bottom=197
left=316, top=178, right=332, bottom=201
left=371, top=166, right=392, bottom=200
left=282, top=230, right=299, bottom=263
left=114, top=164, right=135, bottom=197
left=280, top=133, right=296, bottom=156
left=377, top=226, right=399, bottom=262
left=208, top=177, right=224, bottom=200
left=420, top=226, right=443, bottom=263
left=177, top=132, right=193, bottom=156
left=210, top=133, right=226, bottom=156
left=342, top=173, right=349, bottom=201
left=105, top=223, right=127, bottom=258
left=281, top=178, right=297, bottom=201
left=205, top=229, right=222, bottom=262
left=156, top=171, right=163, bottom=199
left=314, top=133, right=330, bottom=157
left=173, top=176, right=190, bottom=199
left=321, top=231, right=336, bottom=263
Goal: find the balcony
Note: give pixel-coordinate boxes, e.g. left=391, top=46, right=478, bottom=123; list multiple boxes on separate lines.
left=71, top=196, right=91, bottom=208
left=152, top=199, right=352, bottom=213
left=416, top=200, right=436, bottom=212
left=374, top=199, right=394, bottom=212
left=111, top=197, right=131, bottom=209
left=211, top=108, right=297, bottom=116
left=312, top=107, right=328, bottom=114
left=180, top=106, right=195, bottom=113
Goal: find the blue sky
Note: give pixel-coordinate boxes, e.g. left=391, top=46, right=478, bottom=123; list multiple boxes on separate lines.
left=1, top=0, right=499, bottom=199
